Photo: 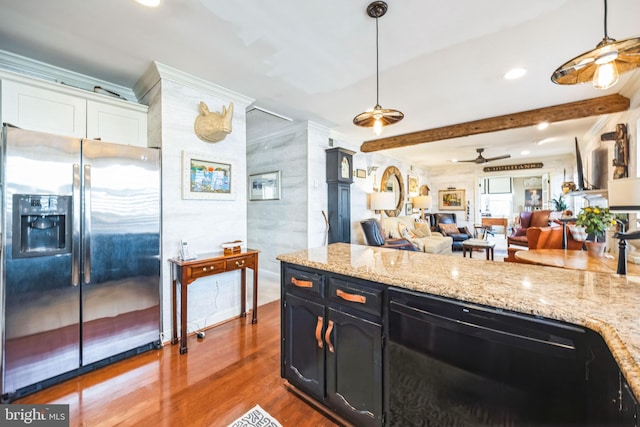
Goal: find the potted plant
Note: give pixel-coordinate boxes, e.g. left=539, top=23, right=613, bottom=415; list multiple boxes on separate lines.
left=551, top=195, right=567, bottom=212
left=575, top=206, right=615, bottom=256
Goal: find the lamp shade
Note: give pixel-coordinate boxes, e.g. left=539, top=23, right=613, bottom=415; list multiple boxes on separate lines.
left=608, top=177, right=640, bottom=211
left=369, top=191, right=395, bottom=211
left=412, top=195, right=432, bottom=209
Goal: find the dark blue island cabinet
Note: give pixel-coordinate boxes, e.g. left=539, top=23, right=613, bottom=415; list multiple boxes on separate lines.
left=281, top=263, right=383, bottom=427
left=280, top=261, right=639, bottom=427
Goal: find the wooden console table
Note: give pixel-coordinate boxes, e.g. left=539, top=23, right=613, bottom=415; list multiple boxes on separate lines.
left=168, top=249, right=259, bottom=354
left=481, top=217, right=509, bottom=237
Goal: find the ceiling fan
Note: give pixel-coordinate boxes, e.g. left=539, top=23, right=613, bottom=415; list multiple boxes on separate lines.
left=459, top=148, right=511, bottom=164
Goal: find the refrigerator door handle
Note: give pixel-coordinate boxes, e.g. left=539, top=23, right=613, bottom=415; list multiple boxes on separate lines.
left=72, top=163, right=81, bottom=286
left=83, top=164, right=92, bottom=284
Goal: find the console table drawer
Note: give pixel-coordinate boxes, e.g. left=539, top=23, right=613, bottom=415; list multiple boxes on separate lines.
left=189, top=260, right=226, bottom=279
left=227, top=255, right=255, bottom=272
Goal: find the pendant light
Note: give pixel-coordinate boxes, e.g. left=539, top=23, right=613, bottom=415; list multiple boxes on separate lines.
left=353, top=1, right=404, bottom=136
left=551, top=0, right=640, bottom=90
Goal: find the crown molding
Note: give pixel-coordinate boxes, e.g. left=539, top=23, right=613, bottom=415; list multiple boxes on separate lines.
left=0, top=49, right=138, bottom=102
left=134, top=62, right=254, bottom=107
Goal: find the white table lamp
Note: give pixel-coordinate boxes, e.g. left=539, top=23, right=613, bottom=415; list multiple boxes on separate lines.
left=369, top=191, right=396, bottom=222
left=412, top=195, right=432, bottom=220
left=608, top=177, right=640, bottom=275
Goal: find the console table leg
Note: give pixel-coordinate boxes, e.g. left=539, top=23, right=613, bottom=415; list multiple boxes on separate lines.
left=240, top=268, right=247, bottom=318
left=252, top=259, right=258, bottom=324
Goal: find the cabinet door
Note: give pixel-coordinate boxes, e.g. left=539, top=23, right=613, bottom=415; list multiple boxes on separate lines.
left=86, top=100, right=148, bottom=147
left=1, top=80, right=86, bottom=137
left=283, top=293, right=325, bottom=401
left=326, top=307, right=383, bottom=427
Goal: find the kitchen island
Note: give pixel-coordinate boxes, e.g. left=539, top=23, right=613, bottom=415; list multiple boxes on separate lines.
left=278, top=243, right=640, bottom=426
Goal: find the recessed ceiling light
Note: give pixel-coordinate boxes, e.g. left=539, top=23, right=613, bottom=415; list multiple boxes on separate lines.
left=451, top=159, right=458, bottom=163
left=537, top=121, right=549, bottom=130
left=521, top=150, right=530, bottom=155
left=504, top=68, right=527, bottom=80
left=135, top=0, right=160, bottom=7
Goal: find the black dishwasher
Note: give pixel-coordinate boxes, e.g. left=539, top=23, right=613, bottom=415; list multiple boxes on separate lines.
left=388, top=288, right=588, bottom=426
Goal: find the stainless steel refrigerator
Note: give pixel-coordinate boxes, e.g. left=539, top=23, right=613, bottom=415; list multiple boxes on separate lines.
left=1, top=125, right=161, bottom=400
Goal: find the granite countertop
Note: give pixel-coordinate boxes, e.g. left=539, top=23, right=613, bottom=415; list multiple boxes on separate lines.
left=277, top=243, right=640, bottom=399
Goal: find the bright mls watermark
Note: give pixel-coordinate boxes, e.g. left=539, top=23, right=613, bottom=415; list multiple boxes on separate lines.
left=1, top=405, right=69, bottom=426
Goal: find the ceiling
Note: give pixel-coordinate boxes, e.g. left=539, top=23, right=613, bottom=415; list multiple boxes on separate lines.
left=0, top=0, right=638, bottom=167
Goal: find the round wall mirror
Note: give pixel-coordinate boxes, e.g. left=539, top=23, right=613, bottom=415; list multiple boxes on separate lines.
left=380, top=166, right=405, bottom=217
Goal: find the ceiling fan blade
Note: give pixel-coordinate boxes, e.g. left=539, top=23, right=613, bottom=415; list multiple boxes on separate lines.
left=484, top=154, right=511, bottom=162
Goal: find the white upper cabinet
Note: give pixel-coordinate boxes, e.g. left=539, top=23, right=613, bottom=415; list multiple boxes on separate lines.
left=1, top=77, right=148, bottom=147
left=86, top=100, right=147, bottom=146
left=2, top=80, right=87, bottom=138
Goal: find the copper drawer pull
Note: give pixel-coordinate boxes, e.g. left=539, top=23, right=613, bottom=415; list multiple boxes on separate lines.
left=325, top=320, right=334, bottom=353
left=291, top=278, right=313, bottom=288
left=315, top=316, right=323, bottom=349
left=235, top=260, right=245, bottom=268
left=336, top=289, right=366, bottom=304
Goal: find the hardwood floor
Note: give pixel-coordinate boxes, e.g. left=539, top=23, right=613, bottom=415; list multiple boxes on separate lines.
left=16, top=301, right=338, bottom=427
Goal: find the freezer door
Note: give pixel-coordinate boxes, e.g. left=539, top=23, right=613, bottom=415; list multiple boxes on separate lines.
left=2, top=126, right=81, bottom=395
left=80, top=140, right=160, bottom=365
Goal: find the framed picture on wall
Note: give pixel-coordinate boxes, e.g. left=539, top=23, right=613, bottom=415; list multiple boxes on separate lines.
left=438, top=189, right=465, bottom=210
left=524, top=188, right=542, bottom=208
left=182, top=151, right=236, bottom=200
left=249, top=170, right=281, bottom=201
left=407, top=175, right=419, bottom=196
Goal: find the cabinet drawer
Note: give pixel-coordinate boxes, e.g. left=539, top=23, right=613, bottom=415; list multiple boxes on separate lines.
left=328, top=278, right=383, bottom=317
left=284, top=267, right=324, bottom=297
left=189, top=260, right=226, bottom=279
left=226, top=255, right=255, bottom=272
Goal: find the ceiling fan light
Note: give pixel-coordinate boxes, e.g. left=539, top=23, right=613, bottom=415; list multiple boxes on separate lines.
left=593, top=61, right=619, bottom=89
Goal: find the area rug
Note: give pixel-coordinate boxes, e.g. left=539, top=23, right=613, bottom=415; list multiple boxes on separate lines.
left=228, top=405, right=282, bottom=427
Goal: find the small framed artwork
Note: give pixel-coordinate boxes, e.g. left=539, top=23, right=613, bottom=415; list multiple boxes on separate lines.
left=355, top=169, right=366, bottom=179
left=407, top=175, right=419, bottom=195
left=405, top=202, right=413, bottom=215
left=525, top=188, right=542, bottom=208
left=182, top=151, right=235, bottom=200
left=249, top=171, right=281, bottom=201
left=438, top=189, right=465, bottom=211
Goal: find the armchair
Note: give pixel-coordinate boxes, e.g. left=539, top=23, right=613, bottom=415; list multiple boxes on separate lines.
left=360, top=219, right=418, bottom=251
left=428, top=213, right=473, bottom=250
left=507, top=210, right=551, bottom=248
left=504, top=225, right=584, bottom=262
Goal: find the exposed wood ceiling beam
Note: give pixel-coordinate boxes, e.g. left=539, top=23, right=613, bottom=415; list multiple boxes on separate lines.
left=360, top=94, right=630, bottom=153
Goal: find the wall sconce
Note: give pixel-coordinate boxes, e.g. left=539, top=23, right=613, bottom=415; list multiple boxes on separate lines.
left=367, top=165, right=379, bottom=176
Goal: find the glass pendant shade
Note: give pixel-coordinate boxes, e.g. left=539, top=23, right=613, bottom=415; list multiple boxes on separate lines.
left=551, top=1, right=640, bottom=89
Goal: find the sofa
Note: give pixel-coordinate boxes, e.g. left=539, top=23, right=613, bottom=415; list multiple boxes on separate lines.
left=381, top=216, right=453, bottom=255
left=428, top=213, right=473, bottom=251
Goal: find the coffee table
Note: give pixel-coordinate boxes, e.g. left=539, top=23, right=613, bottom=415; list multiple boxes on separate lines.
left=462, top=238, right=496, bottom=260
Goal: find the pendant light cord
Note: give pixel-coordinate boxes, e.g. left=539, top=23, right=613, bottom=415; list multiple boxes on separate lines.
left=375, top=15, right=380, bottom=106
left=603, top=0, right=608, bottom=38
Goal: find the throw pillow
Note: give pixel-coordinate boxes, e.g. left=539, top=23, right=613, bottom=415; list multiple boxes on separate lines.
left=398, top=223, right=415, bottom=240
left=568, top=225, right=587, bottom=242
left=413, top=228, right=431, bottom=238
left=439, top=222, right=460, bottom=236
left=414, top=222, right=432, bottom=237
